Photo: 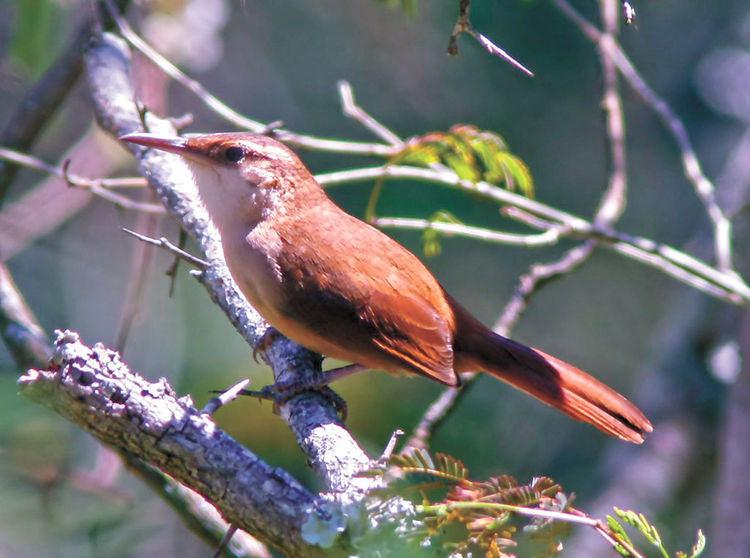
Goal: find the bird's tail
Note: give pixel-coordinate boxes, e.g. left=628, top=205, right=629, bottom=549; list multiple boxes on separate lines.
left=451, top=301, right=652, bottom=443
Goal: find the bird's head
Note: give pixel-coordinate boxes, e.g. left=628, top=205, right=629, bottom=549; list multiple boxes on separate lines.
left=120, top=132, right=321, bottom=229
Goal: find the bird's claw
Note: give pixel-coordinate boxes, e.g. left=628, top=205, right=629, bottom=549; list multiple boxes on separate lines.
left=239, top=379, right=347, bottom=420
left=252, top=327, right=281, bottom=363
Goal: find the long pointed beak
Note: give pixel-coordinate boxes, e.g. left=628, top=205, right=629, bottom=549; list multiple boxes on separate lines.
left=120, top=133, right=190, bottom=155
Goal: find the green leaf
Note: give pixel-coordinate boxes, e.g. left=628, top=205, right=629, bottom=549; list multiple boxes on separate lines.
left=689, top=529, right=706, bottom=558
left=419, top=210, right=463, bottom=257
left=391, top=125, right=534, bottom=197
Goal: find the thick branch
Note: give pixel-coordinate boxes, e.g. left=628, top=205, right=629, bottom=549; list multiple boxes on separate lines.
left=19, top=330, right=336, bottom=557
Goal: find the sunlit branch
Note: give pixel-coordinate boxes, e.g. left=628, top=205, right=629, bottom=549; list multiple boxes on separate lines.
left=103, top=0, right=398, bottom=157
left=373, top=216, right=562, bottom=247
left=550, top=0, right=735, bottom=274
left=318, top=164, right=750, bottom=305
left=337, top=81, right=403, bottom=147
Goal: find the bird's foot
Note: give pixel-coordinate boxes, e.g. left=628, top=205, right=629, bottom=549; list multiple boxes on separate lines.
left=240, top=379, right=348, bottom=420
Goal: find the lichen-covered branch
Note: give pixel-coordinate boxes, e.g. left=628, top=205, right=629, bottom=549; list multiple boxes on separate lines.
left=19, top=330, right=337, bottom=557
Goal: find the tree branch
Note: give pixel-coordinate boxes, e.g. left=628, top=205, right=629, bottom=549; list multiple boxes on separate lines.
left=550, top=0, right=735, bottom=274
left=19, top=330, right=336, bottom=557
left=0, top=0, right=132, bottom=204
left=102, top=0, right=397, bottom=157
left=319, top=164, right=750, bottom=305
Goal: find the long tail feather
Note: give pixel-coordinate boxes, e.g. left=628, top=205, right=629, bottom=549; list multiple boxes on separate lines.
left=451, top=303, right=652, bottom=443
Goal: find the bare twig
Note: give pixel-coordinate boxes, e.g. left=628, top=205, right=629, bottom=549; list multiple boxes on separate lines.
left=338, top=81, right=403, bottom=147
left=0, top=146, right=161, bottom=213
left=593, top=0, right=627, bottom=226
left=373, top=216, right=562, bottom=247
left=212, top=525, right=240, bottom=558
left=114, top=209, right=160, bottom=352
left=551, top=0, right=735, bottom=274
left=320, top=164, right=750, bottom=304
left=0, top=263, right=52, bottom=370
left=103, top=0, right=398, bottom=157
left=122, top=228, right=208, bottom=268
left=201, top=379, right=251, bottom=415
left=447, top=0, right=534, bottom=77
left=379, top=429, right=405, bottom=462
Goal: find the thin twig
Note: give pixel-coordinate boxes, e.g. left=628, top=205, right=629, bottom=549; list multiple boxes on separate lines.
left=122, top=228, right=208, bottom=268
left=593, top=0, right=627, bottom=226
left=104, top=0, right=398, bottom=157
left=319, top=164, right=750, bottom=304
left=0, top=263, right=53, bottom=370
left=338, top=81, right=403, bottom=147
left=201, top=379, right=251, bottom=415
left=212, top=525, right=239, bottom=558
left=373, top=217, right=562, bottom=247
left=447, top=0, right=534, bottom=77
left=551, top=0, right=735, bottom=274
left=0, top=147, right=146, bottom=189
left=0, top=146, right=161, bottom=213
left=379, top=429, right=405, bottom=462
left=114, top=208, right=160, bottom=353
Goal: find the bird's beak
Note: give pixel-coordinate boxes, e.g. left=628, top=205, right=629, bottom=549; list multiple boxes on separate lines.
left=120, top=133, right=190, bottom=156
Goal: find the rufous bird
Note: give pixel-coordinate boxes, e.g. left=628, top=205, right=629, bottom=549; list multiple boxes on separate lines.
left=121, top=131, right=652, bottom=443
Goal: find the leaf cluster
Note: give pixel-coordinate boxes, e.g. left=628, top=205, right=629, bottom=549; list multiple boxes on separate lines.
left=394, top=125, right=534, bottom=197
left=368, top=449, right=571, bottom=557
left=362, top=449, right=706, bottom=558
left=607, top=508, right=705, bottom=558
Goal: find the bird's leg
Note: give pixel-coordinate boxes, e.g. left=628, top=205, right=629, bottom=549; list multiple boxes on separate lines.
left=240, top=364, right=367, bottom=419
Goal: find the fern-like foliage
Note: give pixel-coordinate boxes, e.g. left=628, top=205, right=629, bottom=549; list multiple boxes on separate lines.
left=361, top=448, right=706, bottom=558
left=607, top=508, right=706, bottom=558
left=365, top=125, right=534, bottom=258
left=394, top=125, right=534, bottom=197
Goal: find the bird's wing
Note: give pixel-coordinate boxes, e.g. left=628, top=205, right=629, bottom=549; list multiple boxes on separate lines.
left=275, top=210, right=459, bottom=386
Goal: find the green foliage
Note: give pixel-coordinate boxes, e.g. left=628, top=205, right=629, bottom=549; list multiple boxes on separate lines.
left=365, top=125, right=534, bottom=238
left=421, top=211, right=464, bottom=257
left=394, top=125, right=534, bottom=197
left=367, top=448, right=571, bottom=556
left=607, top=508, right=706, bottom=558
left=360, top=448, right=707, bottom=558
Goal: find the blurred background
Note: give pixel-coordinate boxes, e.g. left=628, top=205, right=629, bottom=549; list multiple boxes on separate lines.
left=1, top=0, right=749, bottom=556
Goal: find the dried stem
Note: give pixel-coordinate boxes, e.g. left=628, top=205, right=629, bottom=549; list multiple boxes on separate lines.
left=447, top=0, right=534, bottom=76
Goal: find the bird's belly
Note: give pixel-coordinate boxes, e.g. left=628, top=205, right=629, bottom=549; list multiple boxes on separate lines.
left=222, top=230, right=288, bottom=324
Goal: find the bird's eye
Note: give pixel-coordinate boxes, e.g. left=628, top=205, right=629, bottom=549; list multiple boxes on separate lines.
left=223, top=146, right=245, bottom=163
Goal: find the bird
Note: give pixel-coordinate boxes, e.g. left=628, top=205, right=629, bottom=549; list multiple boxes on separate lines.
left=120, top=131, right=652, bottom=443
